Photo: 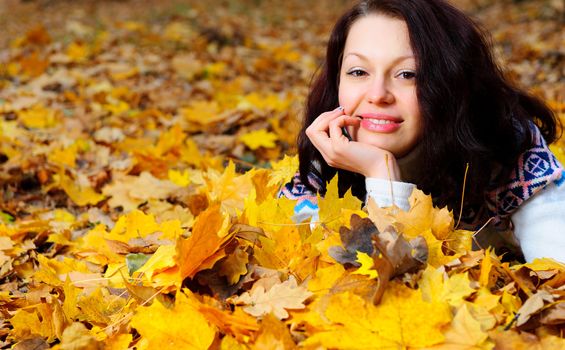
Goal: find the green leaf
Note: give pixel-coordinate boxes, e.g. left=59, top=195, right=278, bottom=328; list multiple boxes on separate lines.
left=126, top=253, right=150, bottom=276
left=0, top=211, right=14, bottom=223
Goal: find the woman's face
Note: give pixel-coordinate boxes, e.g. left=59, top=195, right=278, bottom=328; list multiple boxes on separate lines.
left=339, top=14, right=422, bottom=158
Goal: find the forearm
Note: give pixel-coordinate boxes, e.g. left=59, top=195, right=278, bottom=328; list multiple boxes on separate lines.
left=365, top=177, right=415, bottom=211
left=511, top=182, right=565, bottom=263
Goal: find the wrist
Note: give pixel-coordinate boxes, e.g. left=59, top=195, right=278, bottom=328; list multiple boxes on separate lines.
left=365, top=155, right=400, bottom=180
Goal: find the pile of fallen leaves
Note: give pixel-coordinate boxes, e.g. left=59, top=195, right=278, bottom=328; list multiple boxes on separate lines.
left=2, top=174, right=565, bottom=349
left=0, top=0, right=564, bottom=349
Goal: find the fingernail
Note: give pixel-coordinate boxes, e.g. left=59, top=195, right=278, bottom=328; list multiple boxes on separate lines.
left=336, top=106, right=344, bottom=111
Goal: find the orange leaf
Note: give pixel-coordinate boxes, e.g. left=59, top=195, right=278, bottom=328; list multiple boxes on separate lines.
left=176, top=204, right=234, bottom=281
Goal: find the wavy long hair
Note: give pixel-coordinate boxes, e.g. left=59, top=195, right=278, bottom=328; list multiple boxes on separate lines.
left=297, top=0, right=559, bottom=214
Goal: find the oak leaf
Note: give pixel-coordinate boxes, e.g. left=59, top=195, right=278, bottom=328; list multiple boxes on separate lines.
left=219, top=246, right=249, bottom=285
left=233, top=276, right=312, bottom=319
left=329, top=214, right=375, bottom=266
left=102, top=172, right=180, bottom=211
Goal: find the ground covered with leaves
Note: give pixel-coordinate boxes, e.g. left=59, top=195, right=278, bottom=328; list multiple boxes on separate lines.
left=0, top=0, right=564, bottom=349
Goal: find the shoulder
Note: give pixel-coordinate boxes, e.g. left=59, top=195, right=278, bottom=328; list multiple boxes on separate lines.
left=488, top=123, right=564, bottom=218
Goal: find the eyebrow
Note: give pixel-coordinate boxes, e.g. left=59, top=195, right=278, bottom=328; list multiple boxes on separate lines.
left=343, top=52, right=415, bottom=64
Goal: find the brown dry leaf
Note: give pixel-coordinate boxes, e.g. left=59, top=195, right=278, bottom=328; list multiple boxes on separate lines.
left=516, top=289, right=556, bottom=327
left=59, top=322, right=103, bottom=350
left=219, top=246, right=249, bottom=285
left=540, top=301, right=565, bottom=326
left=102, top=172, right=180, bottom=211
left=489, top=329, right=565, bottom=350
left=232, top=276, right=312, bottom=319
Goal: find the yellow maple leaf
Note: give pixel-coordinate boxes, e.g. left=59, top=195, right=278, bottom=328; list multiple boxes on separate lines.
left=353, top=252, right=379, bottom=279
left=242, top=187, right=295, bottom=230
left=103, top=100, right=130, bottom=115
left=168, top=169, right=191, bottom=186
left=18, top=105, right=59, bottom=129
left=135, top=245, right=177, bottom=281
left=104, top=333, right=133, bottom=350
left=131, top=291, right=216, bottom=349
left=239, top=129, right=279, bottom=150
left=205, top=161, right=255, bottom=214
left=420, top=265, right=475, bottom=307
left=237, top=92, right=291, bottom=112
left=479, top=247, right=495, bottom=288
left=307, top=263, right=346, bottom=295
left=107, top=210, right=161, bottom=243
left=304, top=282, right=451, bottom=349
left=48, top=144, right=79, bottom=168
left=318, top=175, right=363, bottom=231
left=62, top=277, right=81, bottom=320
left=429, top=304, right=491, bottom=349
left=77, top=287, right=126, bottom=325
left=9, top=302, right=61, bottom=342
left=550, top=144, right=565, bottom=166
left=66, top=42, right=90, bottom=62
left=253, top=314, right=297, bottom=350
left=393, top=188, right=454, bottom=240
left=54, top=171, right=105, bottom=206
left=267, top=154, right=299, bottom=187
left=520, top=257, right=565, bottom=272
left=180, top=100, right=227, bottom=126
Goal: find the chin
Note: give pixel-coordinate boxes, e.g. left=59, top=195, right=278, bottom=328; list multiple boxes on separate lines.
left=357, top=137, right=396, bottom=153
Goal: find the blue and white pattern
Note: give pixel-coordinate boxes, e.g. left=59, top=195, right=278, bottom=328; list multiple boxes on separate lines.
left=487, top=124, right=564, bottom=220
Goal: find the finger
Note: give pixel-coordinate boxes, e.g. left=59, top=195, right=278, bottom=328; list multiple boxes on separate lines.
left=310, top=106, right=345, bottom=129
left=307, top=125, right=332, bottom=154
left=328, top=116, right=360, bottom=142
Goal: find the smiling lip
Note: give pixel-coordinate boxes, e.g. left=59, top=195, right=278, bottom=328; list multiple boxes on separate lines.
left=359, top=113, right=403, bottom=133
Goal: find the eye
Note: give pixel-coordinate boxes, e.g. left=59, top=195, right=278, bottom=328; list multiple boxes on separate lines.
left=346, top=69, right=367, bottom=77
left=397, top=70, right=416, bottom=79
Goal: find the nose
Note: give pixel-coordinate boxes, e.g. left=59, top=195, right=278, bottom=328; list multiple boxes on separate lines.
left=366, top=77, right=394, bottom=105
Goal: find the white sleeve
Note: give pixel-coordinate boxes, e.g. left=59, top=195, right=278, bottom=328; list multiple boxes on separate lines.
left=365, top=178, right=416, bottom=211
left=511, top=181, right=565, bottom=263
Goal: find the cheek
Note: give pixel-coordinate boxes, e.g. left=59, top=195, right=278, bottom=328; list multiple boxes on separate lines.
left=399, top=89, right=421, bottom=123
left=338, top=84, right=361, bottom=114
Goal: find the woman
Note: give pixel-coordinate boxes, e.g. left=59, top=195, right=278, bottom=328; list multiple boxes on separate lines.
left=280, top=0, right=565, bottom=262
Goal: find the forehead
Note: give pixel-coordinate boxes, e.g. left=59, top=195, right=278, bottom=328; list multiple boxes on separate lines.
left=343, top=14, right=413, bottom=57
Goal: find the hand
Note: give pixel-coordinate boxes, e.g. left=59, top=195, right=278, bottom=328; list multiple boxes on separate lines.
left=305, top=107, right=401, bottom=180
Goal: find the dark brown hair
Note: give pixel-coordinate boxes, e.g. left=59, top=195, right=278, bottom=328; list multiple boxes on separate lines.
left=298, top=0, right=559, bottom=214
